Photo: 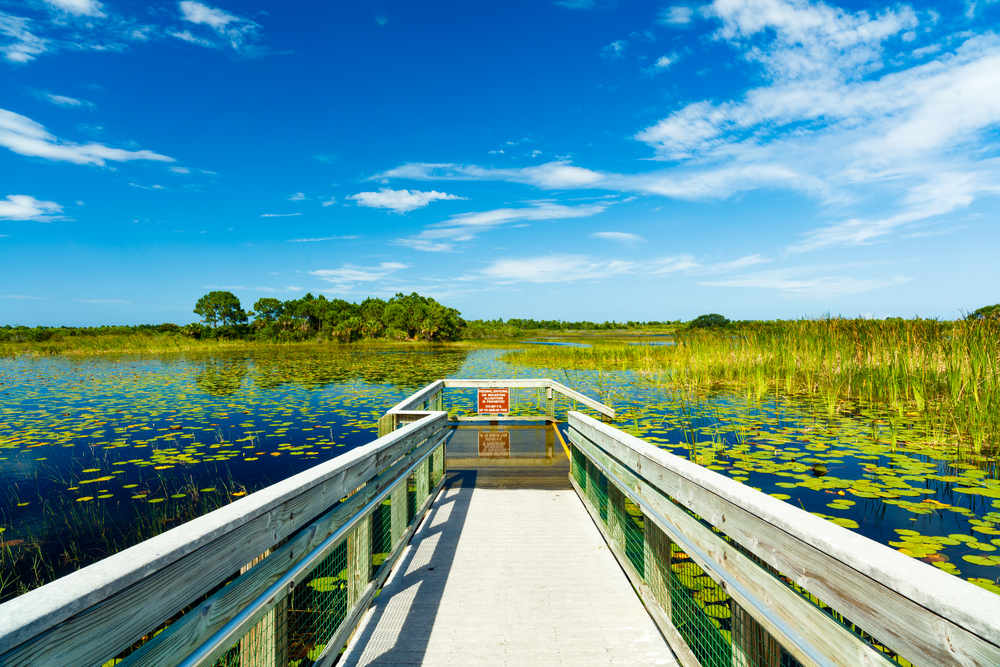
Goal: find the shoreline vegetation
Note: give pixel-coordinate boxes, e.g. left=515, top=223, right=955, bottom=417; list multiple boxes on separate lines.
left=506, top=316, right=1000, bottom=456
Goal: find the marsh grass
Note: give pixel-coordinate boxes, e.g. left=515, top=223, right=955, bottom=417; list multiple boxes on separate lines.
left=0, top=475, right=252, bottom=603
left=505, top=318, right=1000, bottom=454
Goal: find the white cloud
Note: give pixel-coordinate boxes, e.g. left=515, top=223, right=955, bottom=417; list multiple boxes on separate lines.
left=253, top=286, right=303, bottom=293
left=347, top=188, right=465, bottom=213
left=260, top=213, right=302, bottom=217
left=176, top=1, right=260, bottom=51
left=649, top=54, right=676, bottom=72
left=44, top=93, right=87, bottom=107
left=475, top=253, right=702, bottom=284
left=311, top=262, right=407, bottom=284
left=701, top=268, right=911, bottom=296
left=288, top=192, right=306, bottom=201
left=0, top=108, right=174, bottom=166
left=0, top=194, right=62, bottom=221
left=0, top=13, right=48, bottom=63
left=480, top=255, right=636, bottom=283
left=322, top=197, right=336, bottom=207
left=707, top=254, right=771, bottom=272
left=287, top=235, right=357, bottom=242
left=396, top=201, right=610, bottom=252
left=659, top=6, right=694, bottom=24
left=600, top=40, right=628, bottom=61
left=42, top=0, right=104, bottom=17
left=374, top=160, right=605, bottom=189
left=590, top=231, right=644, bottom=243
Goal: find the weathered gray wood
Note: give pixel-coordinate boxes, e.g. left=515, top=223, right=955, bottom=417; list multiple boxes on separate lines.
left=644, top=514, right=672, bottom=622
left=0, top=414, right=446, bottom=667
left=346, top=515, right=372, bottom=609
left=570, top=427, right=901, bottom=667
left=386, top=380, right=445, bottom=412
left=118, top=434, right=446, bottom=667
left=314, top=473, right=446, bottom=667
left=549, top=380, right=616, bottom=419
left=569, top=476, right=701, bottom=667
left=441, top=378, right=615, bottom=419
left=569, top=412, right=1000, bottom=667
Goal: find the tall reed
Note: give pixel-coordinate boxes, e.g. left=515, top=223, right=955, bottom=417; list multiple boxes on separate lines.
left=504, top=318, right=1000, bottom=454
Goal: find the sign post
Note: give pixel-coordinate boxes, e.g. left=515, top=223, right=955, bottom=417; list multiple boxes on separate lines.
left=477, top=387, right=510, bottom=415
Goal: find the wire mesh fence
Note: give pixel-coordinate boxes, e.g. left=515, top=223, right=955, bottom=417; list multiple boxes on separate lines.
left=572, top=442, right=799, bottom=667
left=164, top=451, right=441, bottom=667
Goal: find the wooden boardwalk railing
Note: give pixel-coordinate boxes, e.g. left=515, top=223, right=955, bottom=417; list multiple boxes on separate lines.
left=0, top=411, right=448, bottom=667
left=566, top=411, right=1000, bottom=667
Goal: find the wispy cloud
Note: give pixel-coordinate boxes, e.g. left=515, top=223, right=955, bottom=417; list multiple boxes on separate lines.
left=700, top=269, right=911, bottom=297
left=32, top=90, right=92, bottom=107
left=706, top=254, right=771, bottom=272
left=173, top=1, right=260, bottom=52
left=396, top=201, right=610, bottom=252
left=287, top=192, right=306, bottom=201
left=347, top=188, right=465, bottom=213
left=600, top=39, right=628, bottom=61
left=321, top=197, right=336, bottom=207
left=475, top=253, right=700, bottom=284
left=311, top=262, right=407, bottom=284
left=590, top=231, right=644, bottom=243
left=261, top=213, right=302, bottom=217
left=287, top=235, right=357, bottom=242
left=646, top=53, right=678, bottom=74
left=658, top=6, right=693, bottom=25
left=0, top=13, right=49, bottom=63
left=0, top=108, right=174, bottom=166
left=42, top=0, right=105, bottom=17
left=253, top=286, right=303, bottom=293
left=0, top=194, right=62, bottom=221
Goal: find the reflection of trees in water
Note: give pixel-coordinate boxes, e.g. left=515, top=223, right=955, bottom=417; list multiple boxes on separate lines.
left=195, top=357, right=250, bottom=396
left=250, top=347, right=470, bottom=390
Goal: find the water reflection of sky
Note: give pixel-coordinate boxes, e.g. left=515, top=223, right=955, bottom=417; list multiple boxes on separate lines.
left=1, top=347, right=998, bottom=590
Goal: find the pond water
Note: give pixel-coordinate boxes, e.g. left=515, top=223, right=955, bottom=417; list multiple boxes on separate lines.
left=1, top=346, right=998, bottom=598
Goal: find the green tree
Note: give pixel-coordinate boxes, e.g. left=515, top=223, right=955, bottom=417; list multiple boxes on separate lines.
left=193, top=291, right=248, bottom=328
left=967, top=304, right=1000, bottom=320
left=252, top=297, right=285, bottom=324
left=690, top=313, right=730, bottom=329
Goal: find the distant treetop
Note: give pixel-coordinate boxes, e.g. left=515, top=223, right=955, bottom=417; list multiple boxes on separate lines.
left=689, top=313, right=730, bottom=328
left=967, top=304, right=1000, bottom=320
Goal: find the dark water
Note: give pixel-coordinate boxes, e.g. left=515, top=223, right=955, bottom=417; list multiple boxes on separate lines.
left=1, top=346, right=998, bottom=595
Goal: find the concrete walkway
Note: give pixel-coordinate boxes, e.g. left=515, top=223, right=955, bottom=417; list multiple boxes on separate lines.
left=340, top=471, right=678, bottom=666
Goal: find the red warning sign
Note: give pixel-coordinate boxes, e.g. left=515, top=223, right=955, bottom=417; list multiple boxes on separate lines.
left=477, top=387, right=510, bottom=414
left=478, top=430, right=510, bottom=458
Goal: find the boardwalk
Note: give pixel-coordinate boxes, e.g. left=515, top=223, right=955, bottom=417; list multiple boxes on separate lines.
left=340, top=465, right=679, bottom=666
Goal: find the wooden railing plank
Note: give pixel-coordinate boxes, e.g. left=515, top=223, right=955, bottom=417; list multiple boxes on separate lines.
left=569, top=429, right=885, bottom=667
left=0, top=414, right=445, bottom=666
left=118, top=434, right=446, bottom=667
left=569, top=412, right=1000, bottom=667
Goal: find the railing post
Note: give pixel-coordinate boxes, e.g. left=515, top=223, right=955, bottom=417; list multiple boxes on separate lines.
left=377, top=413, right=395, bottom=438
left=607, top=482, right=625, bottom=549
left=346, top=515, right=372, bottom=610
left=390, top=480, right=407, bottom=547
left=732, top=601, right=781, bottom=667
left=546, top=387, right=555, bottom=420
left=416, top=457, right=430, bottom=506
left=644, top=518, right=672, bottom=621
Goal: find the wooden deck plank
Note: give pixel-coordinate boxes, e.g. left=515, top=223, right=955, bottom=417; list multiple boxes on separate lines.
left=339, top=471, right=678, bottom=666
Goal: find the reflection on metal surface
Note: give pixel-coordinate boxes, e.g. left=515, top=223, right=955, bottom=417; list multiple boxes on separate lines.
left=477, top=430, right=510, bottom=458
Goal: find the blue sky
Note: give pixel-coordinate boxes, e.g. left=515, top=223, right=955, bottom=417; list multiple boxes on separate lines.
left=1, top=0, right=998, bottom=326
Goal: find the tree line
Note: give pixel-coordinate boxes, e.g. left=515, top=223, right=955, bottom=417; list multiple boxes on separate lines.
left=190, top=290, right=466, bottom=342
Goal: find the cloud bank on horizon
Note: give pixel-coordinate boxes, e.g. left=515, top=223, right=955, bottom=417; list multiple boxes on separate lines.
left=0, top=0, right=997, bottom=324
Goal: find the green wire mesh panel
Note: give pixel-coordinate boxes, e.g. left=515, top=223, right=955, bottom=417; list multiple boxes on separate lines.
left=201, top=444, right=442, bottom=667
left=571, top=442, right=803, bottom=667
